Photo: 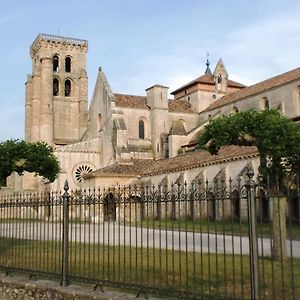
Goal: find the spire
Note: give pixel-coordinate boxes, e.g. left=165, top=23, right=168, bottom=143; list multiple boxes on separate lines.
left=205, top=52, right=212, bottom=75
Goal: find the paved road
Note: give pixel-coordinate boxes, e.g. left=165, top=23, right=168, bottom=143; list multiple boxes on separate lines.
left=0, top=221, right=299, bottom=258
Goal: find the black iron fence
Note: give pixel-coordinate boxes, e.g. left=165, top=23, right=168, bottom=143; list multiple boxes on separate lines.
left=0, top=167, right=299, bottom=299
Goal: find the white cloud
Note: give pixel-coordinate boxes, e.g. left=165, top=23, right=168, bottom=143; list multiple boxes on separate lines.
left=222, top=12, right=300, bottom=81
left=0, top=10, right=29, bottom=27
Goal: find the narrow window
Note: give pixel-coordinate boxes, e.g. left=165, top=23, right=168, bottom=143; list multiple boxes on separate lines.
left=53, top=55, right=59, bottom=72
left=277, top=103, right=282, bottom=112
left=97, top=113, right=102, bottom=132
left=139, top=120, right=145, bottom=139
left=65, top=57, right=71, bottom=72
left=65, top=79, right=71, bottom=97
left=264, top=97, right=269, bottom=110
left=53, top=78, right=59, bottom=96
left=217, top=74, right=222, bottom=83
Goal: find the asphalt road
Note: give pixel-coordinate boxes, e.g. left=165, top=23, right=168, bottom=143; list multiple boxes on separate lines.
left=0, top=221, right=299, bottom=258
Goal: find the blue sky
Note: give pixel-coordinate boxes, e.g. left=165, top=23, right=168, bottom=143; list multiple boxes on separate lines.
left=0, top=0, right=299, bottom=140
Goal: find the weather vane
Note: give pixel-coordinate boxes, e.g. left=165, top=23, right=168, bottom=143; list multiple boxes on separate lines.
left=206, top=51, right=210, bottom=67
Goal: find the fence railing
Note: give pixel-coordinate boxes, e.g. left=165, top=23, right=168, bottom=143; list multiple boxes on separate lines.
left=0, top=167, right=299, bottom=299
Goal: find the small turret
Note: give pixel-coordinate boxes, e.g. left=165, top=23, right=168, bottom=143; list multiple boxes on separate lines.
left=204, top=53, right=212, bottom=75
left=213, top=58, right=228, bottom=93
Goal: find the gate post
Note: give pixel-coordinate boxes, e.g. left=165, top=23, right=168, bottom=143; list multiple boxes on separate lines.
left=61, top=180, right=70, bottom=286
left=246, top=164, right=259, bottom=300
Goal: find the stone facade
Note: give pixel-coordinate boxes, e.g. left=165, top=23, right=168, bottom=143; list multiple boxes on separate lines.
left=9, top=33, right=299, bottom=192
left=25, top=34, right=88, bottom=145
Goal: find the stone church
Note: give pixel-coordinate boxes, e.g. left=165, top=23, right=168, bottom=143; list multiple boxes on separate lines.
left=12, top=33, right=299, bottom=194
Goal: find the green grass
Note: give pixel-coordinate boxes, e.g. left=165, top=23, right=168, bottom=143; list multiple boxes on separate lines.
left=0, top=237, right=299, bottom=299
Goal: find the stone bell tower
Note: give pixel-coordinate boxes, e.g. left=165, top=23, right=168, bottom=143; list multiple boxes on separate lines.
left=25, top=33, right=88, bottom=145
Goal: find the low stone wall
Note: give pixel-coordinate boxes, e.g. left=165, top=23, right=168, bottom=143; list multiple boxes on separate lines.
left=0, top=274, right=157, bottom=300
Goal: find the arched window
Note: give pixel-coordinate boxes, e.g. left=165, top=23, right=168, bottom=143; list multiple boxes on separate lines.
left=232, top=106, right=239, bottom=114
left=139, top=120, right=145, bottom=139
left=263, top=97, right=269, bottom=110
left=53, top=78, right=59, bottom=96
left=65, top=57, right=71, bottom=72
left=53, top=55, right=59, bottom=72
left=65, top=79, right=71, bottom=97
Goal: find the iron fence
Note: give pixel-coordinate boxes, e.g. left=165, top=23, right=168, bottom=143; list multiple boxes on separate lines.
left=0, top=167, right=299, bottom=299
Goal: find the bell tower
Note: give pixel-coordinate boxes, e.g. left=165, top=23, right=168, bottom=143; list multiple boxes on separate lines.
left=25, top=33, right=88, bottom=145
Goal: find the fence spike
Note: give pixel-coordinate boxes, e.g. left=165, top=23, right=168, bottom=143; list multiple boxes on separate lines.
left=64, top=180, right=69, bottom=192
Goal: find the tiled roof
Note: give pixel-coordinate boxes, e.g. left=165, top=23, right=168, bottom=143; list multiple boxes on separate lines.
left=168, top=99, right=195, bottom=113
left=141, top=145, right=259, bottom=176
left=86, top=159, right=154, bottom=178
left=114, top=93, right=149, bottom=109
left=171, top=74, right=246, bottom=95
left=205, top=67, right=300, bottom=111
left=114, top=93, right=195, bottom=113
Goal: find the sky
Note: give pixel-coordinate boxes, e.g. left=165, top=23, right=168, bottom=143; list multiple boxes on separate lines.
left=0, top=0, right=299, bottom=140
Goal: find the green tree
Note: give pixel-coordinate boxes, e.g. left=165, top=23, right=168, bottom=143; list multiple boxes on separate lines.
left=0, top=140, right=60, bottom=186
left=198, top=109, right=300, bottom=184
left=198, top=109, right=300, bottom=261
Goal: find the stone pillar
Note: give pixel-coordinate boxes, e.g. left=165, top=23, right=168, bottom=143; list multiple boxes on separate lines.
left=25, top=75, right=33, bottom=141
left=272, top=196, right=287, bottom=261
left=30, top=74, right=40, bottom=142
left=39, top=57, right=53, bottom=145
left=79, top=70, right=88, bottom=138
left=146, top=85, right=169, bottom=159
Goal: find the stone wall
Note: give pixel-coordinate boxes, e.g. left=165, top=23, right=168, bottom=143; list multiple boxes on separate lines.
left=0, top=274, right=155, bottom=300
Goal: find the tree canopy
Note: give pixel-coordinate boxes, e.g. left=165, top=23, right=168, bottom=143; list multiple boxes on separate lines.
left=0, top=140, right=60, bottom=186
left=198, top=109, right=300, bottom=175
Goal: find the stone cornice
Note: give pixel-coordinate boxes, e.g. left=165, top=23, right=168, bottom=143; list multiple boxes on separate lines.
left=30, top=33, right=88, bottom=57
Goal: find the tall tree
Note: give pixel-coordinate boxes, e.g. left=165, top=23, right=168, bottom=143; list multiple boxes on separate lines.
left=0, top=140, right=60, bottom=186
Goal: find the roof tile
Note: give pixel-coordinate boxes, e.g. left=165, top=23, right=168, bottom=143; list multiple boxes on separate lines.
left=205, top=67, right=300, bottom=111
left=171, top=74, right=246, bottom=95
left=141, top=145, right=258, bottom=176
left=114, top=93, right=195, bottom=113
left=86, top=159, right=154, bottom=178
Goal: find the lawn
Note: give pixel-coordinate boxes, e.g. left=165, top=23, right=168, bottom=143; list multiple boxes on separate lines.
left=0, top=237, right=299, bottom=299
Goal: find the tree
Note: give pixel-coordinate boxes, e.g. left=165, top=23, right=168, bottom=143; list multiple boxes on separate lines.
left=0, top=140, right=60, bottom=186
left=198, top=109, right=300, bottom=260
left=198, top=109, right=300, bottom=184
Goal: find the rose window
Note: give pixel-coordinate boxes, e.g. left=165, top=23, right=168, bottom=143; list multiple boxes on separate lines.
left=74, top=165, right=93, bottom=183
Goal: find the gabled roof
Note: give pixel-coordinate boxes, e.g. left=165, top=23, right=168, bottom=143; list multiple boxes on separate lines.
left=205, top=67, right=300, bottom=111
left=114, top=93, right=149, bottom=109
left=171, top=74, right=246, bottom=95
left=86, top=146, right=259, bottom=180
left=114, top=93, right=195, bottom=113
left=141, top=145, right=258, bottom=176
left=85, top=159, right=154, bottom=178
left=168, top=99, right=195, bottom=113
